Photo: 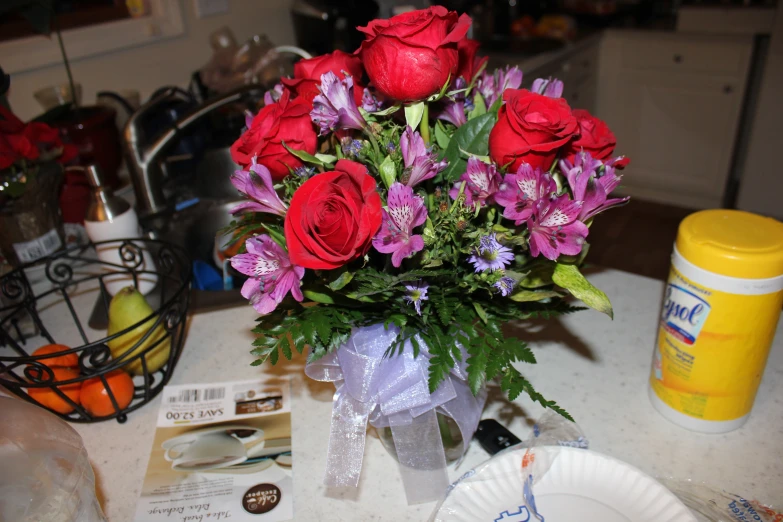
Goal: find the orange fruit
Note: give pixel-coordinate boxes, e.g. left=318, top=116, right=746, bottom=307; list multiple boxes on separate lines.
left=80, top=370, right=135, bottom=417
left=28, top=367, right=81, bottom=414
left=32, top=344, right=78, bottom=369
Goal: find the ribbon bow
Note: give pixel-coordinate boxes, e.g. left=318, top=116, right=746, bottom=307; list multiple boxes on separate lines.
left=305, top=323, right=486, bottom=505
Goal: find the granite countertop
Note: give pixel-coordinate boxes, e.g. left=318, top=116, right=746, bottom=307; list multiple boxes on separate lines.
left=61, top=268, right=783, bottom=521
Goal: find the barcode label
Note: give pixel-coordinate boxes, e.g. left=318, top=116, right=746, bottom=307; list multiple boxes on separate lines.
left=13, top=229, right=62, bottom=263
left=168, top=387, right=225, bottom=403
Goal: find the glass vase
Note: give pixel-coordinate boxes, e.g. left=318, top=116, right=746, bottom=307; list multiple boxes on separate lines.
left=376, top=411, right=470, bottom=465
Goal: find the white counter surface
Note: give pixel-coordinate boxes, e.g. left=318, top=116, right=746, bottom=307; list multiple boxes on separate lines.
left=69, top=269, right=783, bottom=521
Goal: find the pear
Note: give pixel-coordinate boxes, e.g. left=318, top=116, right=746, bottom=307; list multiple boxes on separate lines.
left=107, top=286, right=170, bottom=375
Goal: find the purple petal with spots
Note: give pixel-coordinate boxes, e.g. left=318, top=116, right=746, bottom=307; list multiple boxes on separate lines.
left=527, top=195, right=588, bottom=260
left=449, top=157, right=503, bottom=208
left=231, top=235, right=304, bottom=315
left=495, top=163, right=556, bottom=225
left=311, top=71, right=366, bottom=136
left=372, top=182, right=428, bottom=267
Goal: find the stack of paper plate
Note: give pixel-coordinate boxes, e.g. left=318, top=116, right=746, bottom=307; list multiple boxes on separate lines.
left=433, top=446, right=696, bottom=522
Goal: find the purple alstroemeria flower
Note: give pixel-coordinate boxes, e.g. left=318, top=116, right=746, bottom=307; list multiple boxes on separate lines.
left=493, top=276, right=517, bottom=296
left=361, top=88, right=383, bottom=112
left=435, top=77, right=468, bottom=127
left=476, top=66, right=523, bottom=107
left=469, top=233, right=515, bottom=273
left=372, top=182, right=428, bottom=267
left=531, top=77, right=564, bottom=98
left=494, top=162, right=557, bottom=225
left=230, top=157, right=288, bottom=217
left=231, top=235, right=305, bottom=315
left=399, top=126, right=447, bottom=187
left=561, top=151, right=630, bottom=221
left=449, top=157, right=503, bottom=208
left=404, top=281, right=429, bottom=316
left=527, top=195, right=589, bottom=260
left=263, top=83, right=285, bottom=106
left=311, top=71, right=366, bottom=136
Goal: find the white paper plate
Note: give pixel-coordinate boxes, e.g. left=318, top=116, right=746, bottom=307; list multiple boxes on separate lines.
left=434, top=446, right=696, bottom=522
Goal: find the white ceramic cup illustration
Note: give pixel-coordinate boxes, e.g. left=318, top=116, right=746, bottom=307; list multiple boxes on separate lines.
left=163, top=429, right=264, bottom=472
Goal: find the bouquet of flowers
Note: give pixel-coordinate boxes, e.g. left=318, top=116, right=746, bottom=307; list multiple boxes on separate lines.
left=227, top=7, right=629, bottom=421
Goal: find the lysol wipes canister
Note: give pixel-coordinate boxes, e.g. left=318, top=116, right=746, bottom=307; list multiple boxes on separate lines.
left=650, top=209, right=783, bottom=433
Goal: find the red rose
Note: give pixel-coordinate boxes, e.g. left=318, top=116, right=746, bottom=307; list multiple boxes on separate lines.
left=357, top=6, right=471, bottom=102
left=562, top=109, right=616, bottom=163
left=456, top=38, right=487, bottom=83
left=281, top=50, right=365, bottom=106
left=230, top=90, right=317, bottom=181
left=285, top=159, right=382, bottom=270
left=488, top=89, right=578, bottom=171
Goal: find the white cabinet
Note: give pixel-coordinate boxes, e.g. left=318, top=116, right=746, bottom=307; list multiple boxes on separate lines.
left=598, top=31, right=753, bottom=209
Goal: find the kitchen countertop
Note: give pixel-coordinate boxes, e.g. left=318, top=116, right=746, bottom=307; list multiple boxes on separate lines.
left=63, top=268, right=783, bottom=521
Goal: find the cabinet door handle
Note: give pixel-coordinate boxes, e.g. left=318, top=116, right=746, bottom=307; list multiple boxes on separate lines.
left=723, top=85, right=733, bottom=94
left=673, top=54, right=683, bottom=63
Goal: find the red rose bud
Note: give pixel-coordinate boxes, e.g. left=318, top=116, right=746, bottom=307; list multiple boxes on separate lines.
left=563, top=109, right=617, bottom=164
left=281, top=50, right=365, bottom=106
left=456, top=38, right=488, bottom=83
left=230, top=90, right=317, bottom=181
left=284, top=159, right=382, bottom=270
left=357, top=7, right=471, bottom=102
left=488, top=89, right=579, bottom=172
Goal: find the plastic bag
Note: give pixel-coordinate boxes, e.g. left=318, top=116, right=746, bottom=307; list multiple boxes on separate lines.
left=659, top=479, right=782, bottom=522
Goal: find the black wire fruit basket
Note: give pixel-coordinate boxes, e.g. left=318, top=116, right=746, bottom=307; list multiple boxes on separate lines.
left=0, top=239, right=191, bottom=423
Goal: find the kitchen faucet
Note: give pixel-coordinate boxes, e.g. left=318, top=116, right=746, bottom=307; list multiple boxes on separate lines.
left=122, top=85, right=264, bottom=219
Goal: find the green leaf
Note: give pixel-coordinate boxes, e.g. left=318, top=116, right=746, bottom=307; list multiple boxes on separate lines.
left=282, top=141, right=324, bottom=166
left=437, top=112, right=497, bottom=183
left=552, top=263, right=613, bottom=318
left=519, top=262, right=556, bottom=288
left=303, top=289, right=335, bottom=304
left=472, top=302, right=488, bottom=324
left=261, top=223, right=287, bottom=248
left=379, top=155, right=396, bottom=189
left=311, top=312, right=333, bottom=347
left=302, top=321, right=317, bottom=347
left=404, top=102, right=425, bottom=130
left=314, top=153, right=337, bottom=164
left=434, top=120, right=451, bottom=150
left=509, top=289, right=561, bottom=302
left=488, top=98, right=503, bottom=114
left=328, top=271, right=354, bottom=291
left=468, top=93, right=487, bottom=120
left=372, top=105, right=401, bottom=116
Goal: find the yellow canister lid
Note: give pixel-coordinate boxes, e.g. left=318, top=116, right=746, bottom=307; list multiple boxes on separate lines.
left=676, top=209, right=783, bottom=279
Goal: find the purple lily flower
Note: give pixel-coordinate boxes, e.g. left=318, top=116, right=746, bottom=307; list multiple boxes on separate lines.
left=494, top=276, right=517, bottom=296
left=449, top=157, right=503, bottom=208
left=527, top=195, right=589, bottom=260
left=399, top=126, right=447, bottom=187
left=494, top=163, right=557, bottom=225
left=531, top=77, right=564, bottom=98
left=476, top=66, right=523, bottom=107
left=561, top=151, right=629, bottom=221
left=230, top=158, right=288, bottom=217
left=311, top=71, right=366, bottom=136
left=372, top=182, right=428, bottom=267
left=263, top=83, right=285, bottom=106
left=404, top=281, right=429, bottom=316
left=361, top=88, right=383, bottom=112
left=469, top=234, right=515, bottom=273
left=231, top=235, right=305, bottom=315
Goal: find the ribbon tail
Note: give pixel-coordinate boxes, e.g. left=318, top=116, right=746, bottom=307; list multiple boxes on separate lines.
left=390, top=409, right=449, bottom=504
left=323, top=386, right=374, bottom=487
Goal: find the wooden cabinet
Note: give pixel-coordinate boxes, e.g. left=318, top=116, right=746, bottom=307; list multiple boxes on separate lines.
left=597, top=31, right=753, bottom=209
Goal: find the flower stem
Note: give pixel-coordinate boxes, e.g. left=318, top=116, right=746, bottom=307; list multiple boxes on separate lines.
left=420, top=103, right=430, bottom=145
left=366, top=131, right=381, bottom=161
